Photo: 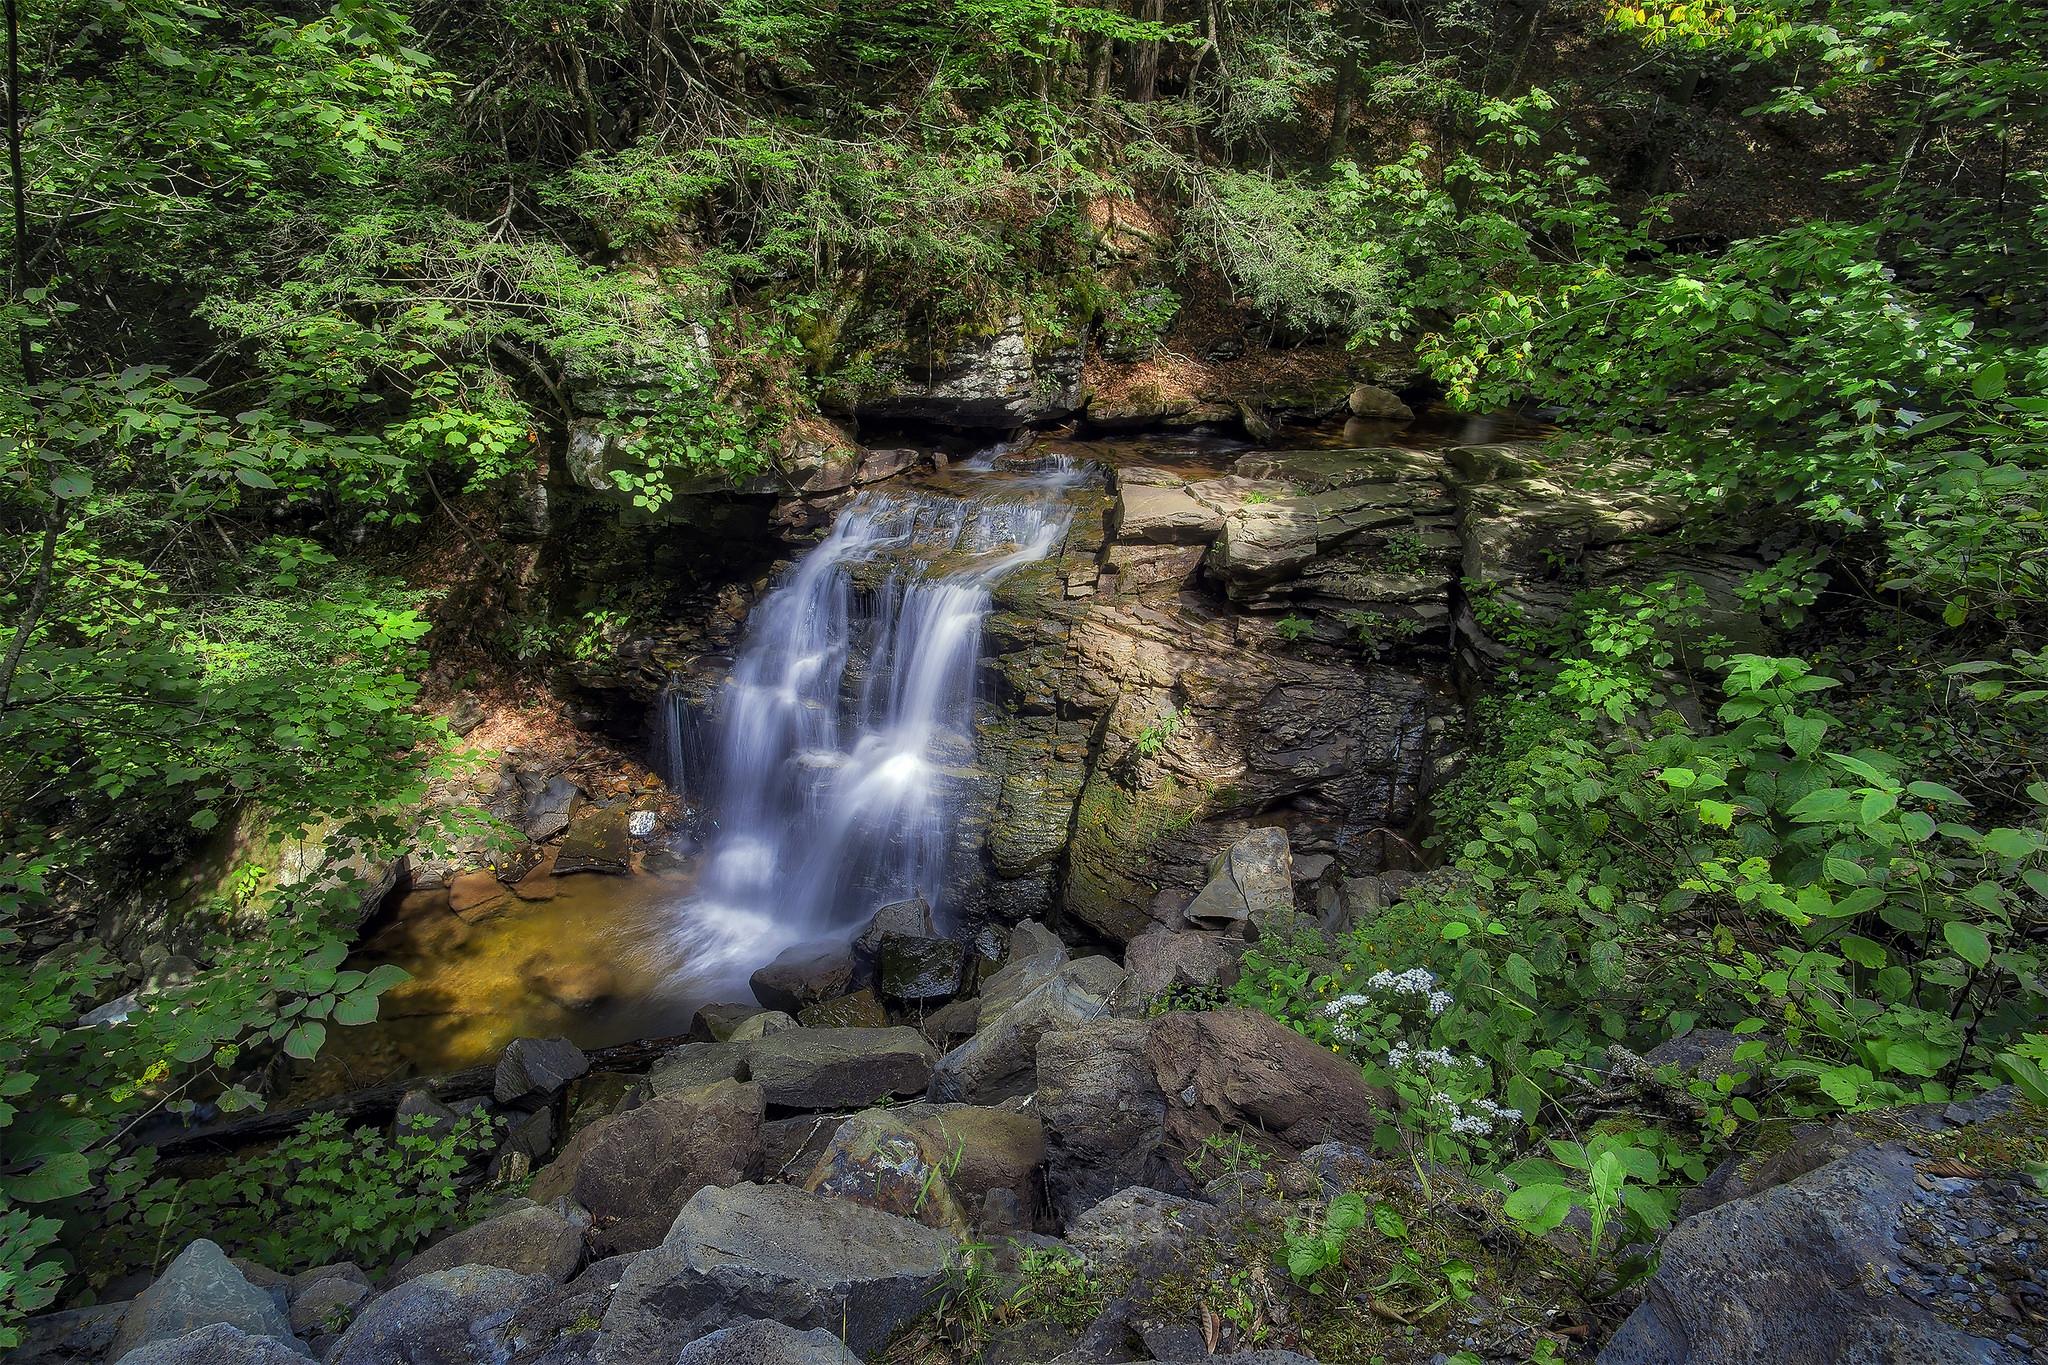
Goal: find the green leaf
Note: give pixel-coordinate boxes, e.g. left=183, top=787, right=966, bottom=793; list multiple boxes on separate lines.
left=1502, top=1184, right=1575, bottom=1237
left=283, top=1022, right=327, bottom=1060
left=235, top=467, right=280, bottom=490
left=49, top=470, right=93, bottom=500
left=332, top=993, right=379, bottom=1026
left=1942, top=598, right=1969, bottom=628
left=1943, top=920, right=1992, bottom=969
left=6, top=1151, right=92, bottom=1203
left=1970, top=361, right=2007, bottom=401
left=1979, top=828, right=2039, bottom=859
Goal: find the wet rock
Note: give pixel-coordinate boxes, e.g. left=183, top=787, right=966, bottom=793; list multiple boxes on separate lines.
left=746, top=1027, right=938, bottom=1109
left=1183, top=827, right=1294, bottom=933
left=855, top=447, right=923, bottom=484
left=749, top=941, right=858, bottom=1013
left=648, top=1041, right=749, bottom=1096
left=1347, top=383, right=1415, bottom=421
left=554, top=807, right=630, bottom=875
left=797, top=989, right=889, bottom=1029
left=878, top=934, right=968, bottom=1004
left=523, top=777, right=583, bottom=842
left=448, top=870, right=511, bottom=923
left=328, top=1266, right=552, bottom=1365
left=854, top=897, right=935, bottom=957
left=599, top=1183, right=956, bottom=1359
left=495, top=1037, right=589, bottom=1104
left=928, top=956, right=1131, bottom=1103
left=1123, top=929, right=1241, bottom=1001
left=673, top=1319, right=862, bottom=1365
left=112, top=1324, right=309, bottom=1365
left=975, top=950, right=1069, bottom=1023
left=523, top=957, right=618, bottom=1012
left=690, top=1002, right=760, bottom=1041
left=397, top=1200, right=589, bottom=1284
left=529, top=1080, right=765, bottom=1255
left=110, top=1239, right=299, bottom=1361
left=726, top=1011, right=796, bottom=1042
left=1114, top=477, right=1225, bottom=546
left=922, top=997, right=980, bottom=1042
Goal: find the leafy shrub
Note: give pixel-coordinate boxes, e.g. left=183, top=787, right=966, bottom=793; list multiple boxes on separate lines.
left=86, top=1110, right=500, bottom=1285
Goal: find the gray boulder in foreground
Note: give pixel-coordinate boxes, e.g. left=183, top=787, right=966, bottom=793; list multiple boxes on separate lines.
left=599, top=1182, right=957, bottom=1358
left=673, top=1318, right=863, bottom=1364
left=1601, top=1090, right=2044, bottom=1365
left=327, top=1265, right=552, bottom=1365
left=109, top=1240, right=301, bottom=1362
left=111, top=1323, right=308, bottom=1365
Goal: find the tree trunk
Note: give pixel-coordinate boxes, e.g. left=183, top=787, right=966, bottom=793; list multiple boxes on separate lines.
left=1124, top=0, right=1164, bottom=102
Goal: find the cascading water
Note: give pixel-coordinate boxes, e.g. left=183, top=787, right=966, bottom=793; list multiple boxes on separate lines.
left=660, top=459, right=1080, bottom=994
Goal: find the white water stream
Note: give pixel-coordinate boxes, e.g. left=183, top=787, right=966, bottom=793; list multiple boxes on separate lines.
left=660, top=460, right=1080, bottom=987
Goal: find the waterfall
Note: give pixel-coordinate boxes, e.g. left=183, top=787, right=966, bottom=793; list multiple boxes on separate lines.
left=662, top=464, right=1077, bottom=987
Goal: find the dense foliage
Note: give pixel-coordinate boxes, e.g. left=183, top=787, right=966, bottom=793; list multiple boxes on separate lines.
left=2, top=0, right=2043, bottom=1341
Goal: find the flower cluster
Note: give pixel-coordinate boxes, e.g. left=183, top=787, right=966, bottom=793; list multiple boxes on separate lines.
left=1444, top=1096, right=1522, bottom=1138
left=1366, top=967, right=1454, bottom=1015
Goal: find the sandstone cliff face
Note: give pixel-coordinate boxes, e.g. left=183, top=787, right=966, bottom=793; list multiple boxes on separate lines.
left=948, top=438, right=1764, bottom=943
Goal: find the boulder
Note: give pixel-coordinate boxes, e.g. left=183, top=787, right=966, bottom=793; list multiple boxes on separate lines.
left=745, top=1027, right=937, bottom=1109
left=529, top=1079, right=765, bottom=1255
left=10, top=1304, right=126, bottom=1365
left=112, top=1324, right=309, bottom=1365
left=522, top=776, right=582, bottom=841
left=1114, top=479, right=1225, bottom=546
left=1601, top=1093, right=2047, bottom=1365
left=1065, top=1187, right=1222, bottom=1269
left=1182, top=828, right=1294, bottom=933
left=286, top=1276, right=369, bottom=1343
left=599, top=1183, right=957, bottom=1359
left=673, top=1319, right=862, bottom=1365
left=1144, top=1008, right=1388, bottom=1157
left=110, top=1239, right=299, bottom=1362
left=1123, top=929, right=1241, bottom=1001
left=1006, top=920, right=1067, bottom=963
left=1347, top=383, right=1415, bottom=421
left=448, top=870, right=511, bottom=923
left=395, top=1200, right=588, bottom=1284
left=648, top=1041, right=749, bottom=1096
left=394, top=1089, right=460, bottom=1140
left=749, top=941, right=858, bottom=1013
left=726, top=1011, right=796, bottom=1042
left=690, top=1002, right=761, bottom=1042
left=495, top=1037, right=589, bottom=1104
left=1036, top=1020, right=1179, bottom=1220
left=554, top=806, right=630, bottom=876
left=800, top=1110, right=971, bottom=1232
left=928, top=956, right=1131, bottom=1104
left=797, top=989, right=889, bottom=1029
left=974, top=950, right=1069, bottom=1023
left=877, top=934, right=967, bottom=1004
left=854, top=897, right=935, bottom=957
left=327, top=1266, right=552, bottom=1365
